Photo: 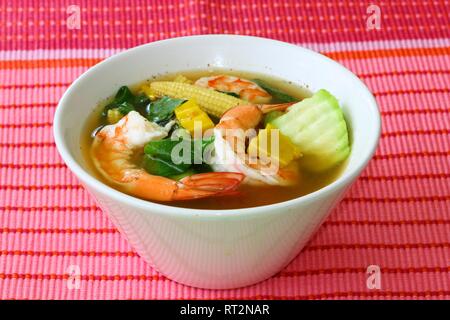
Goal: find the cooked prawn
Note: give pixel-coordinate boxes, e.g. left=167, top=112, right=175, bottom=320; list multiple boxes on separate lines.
left=212, top=103, right=300, bottom=186
left=195, top=75, right=272, bottom=104
left=91, top=111, right=244, bottom=201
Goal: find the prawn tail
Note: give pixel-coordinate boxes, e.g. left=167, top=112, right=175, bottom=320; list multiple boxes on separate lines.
left=173, top=172, right=244, bottom=200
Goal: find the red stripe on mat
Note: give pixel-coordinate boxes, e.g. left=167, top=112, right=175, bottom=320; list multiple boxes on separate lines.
left=0, top=47, right=448, bottom=70
left=2, top=244, right=448, bottom=257
left=2, top=219, right=449, bottom=235
left=1, top=267, right=448, bottom=282
left=204, top=292, right=450, bottom=299
left=0, top=70, right=448, bottom=90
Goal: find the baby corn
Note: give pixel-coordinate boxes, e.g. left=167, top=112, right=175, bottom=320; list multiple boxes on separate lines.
left=140, top=84, right=158, bottom=100
left=150, top=81, right=247, bottom=118
left=173, top=74, right=193, bottom=84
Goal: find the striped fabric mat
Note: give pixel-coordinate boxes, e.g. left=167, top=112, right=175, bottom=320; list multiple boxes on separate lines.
left=0, top=1, right=449, bottom=299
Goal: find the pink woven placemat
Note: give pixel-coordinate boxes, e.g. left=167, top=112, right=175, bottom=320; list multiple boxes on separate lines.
left=0, top=0, right=449, bottom=299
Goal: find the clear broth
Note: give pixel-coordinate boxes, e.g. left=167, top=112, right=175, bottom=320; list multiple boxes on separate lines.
left=80, top=69, right=348, bottom=210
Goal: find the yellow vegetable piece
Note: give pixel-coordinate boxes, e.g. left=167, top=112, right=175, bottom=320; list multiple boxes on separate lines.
left=175, top=99, right=215, bottom=135
left=140, top=84, right=158, bottom=100
left=150, top=81, right=246, bottom=118
left=248, top=124, right=301, bottom=167
left=106, top=108, right=123, bottom=124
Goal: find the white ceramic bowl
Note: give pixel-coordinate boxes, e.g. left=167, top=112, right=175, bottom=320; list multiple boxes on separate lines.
left=54, top=35, right=381, bottom=289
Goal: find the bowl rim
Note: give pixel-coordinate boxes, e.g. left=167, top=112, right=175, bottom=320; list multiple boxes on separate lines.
left=53, top=34, right=381, bottom=218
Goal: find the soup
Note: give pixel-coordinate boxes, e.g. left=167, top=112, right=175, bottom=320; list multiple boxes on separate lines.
left=80, top=70, right=350, bottom=209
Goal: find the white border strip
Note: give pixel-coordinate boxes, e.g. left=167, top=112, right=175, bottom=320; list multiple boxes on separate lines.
left=0, top=38, right=448, bottom=60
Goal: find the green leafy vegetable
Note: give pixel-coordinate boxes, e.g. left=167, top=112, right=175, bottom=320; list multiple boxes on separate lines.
left=133, top=93, right=150, bottom=107
left=132, top=93, right=151, bottom=115
left=218, top=91, right=240, bottom=98
left=102, top=86, right=136, bottom=117
left=142, top=154, right=190, bottom=177
left=114, top=86, right=134, bottom=104
left=196, top=135, right=215, bottom=164
left=200, top=135, right=215, bottom=150
left=146, top=96, right=186, bottom=124
left=116, top=101, right=135, bottom=115
left=143, top=136, right=216, bottom=179
left=144, top=138, right=190, bottom=162
left=144, top=136, right=215, bottom=164
left=253, top=79, right=298, bottom=103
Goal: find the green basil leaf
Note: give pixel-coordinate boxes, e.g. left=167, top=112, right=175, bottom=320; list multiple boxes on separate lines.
left=116, top=101, right=135, bottom=115
left=133, top=93, right=150, bottom=108
left=218, top=91, right=240, bottom=98
left=102, top=86, right=136, bottom=117
left=253, top=79, right=298, bottom=103
left=147, top=96, right=186, bottom=123
left=144, top=136, right=215, bottom=173
left=142, top=154, right=190, bottom=177
left=201, top=135, right=215, bottom=150
left=144, top=138, right=190, bottom=162
left=114, top=86, right=134, bottom=104
left=133, top=93, right=151, bottom=116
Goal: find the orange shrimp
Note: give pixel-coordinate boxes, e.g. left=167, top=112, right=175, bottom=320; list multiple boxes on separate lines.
left=195, top=75, right=272, bottom=104
left=212, top=103, right=300, bottom=186
left=215, top=103, right=294, bottom=132
left=91, top=111, right=244, bottom=201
